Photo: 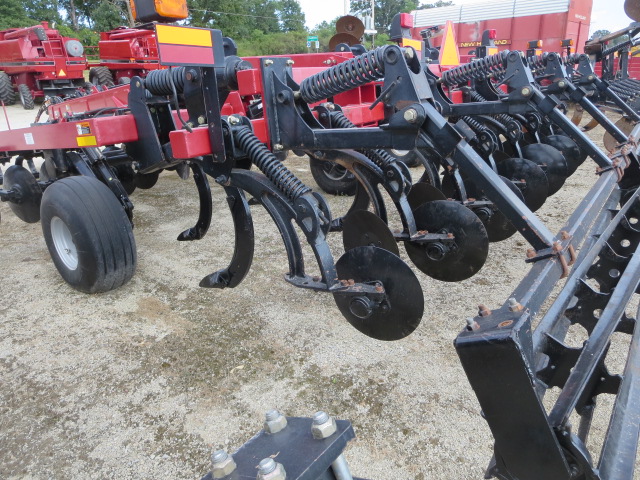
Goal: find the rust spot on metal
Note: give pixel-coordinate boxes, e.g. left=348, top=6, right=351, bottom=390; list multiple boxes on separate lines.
left=375, top=284, right=384, bottom=293
left=560, top=230, right=570, bottom=240
left=498, top=320, right=513, bottom=328
left=347, top=279, right=355, bottom=286
left=478, top=304, right=492, bottom=317
left=526, top=248, right=536, bottom=259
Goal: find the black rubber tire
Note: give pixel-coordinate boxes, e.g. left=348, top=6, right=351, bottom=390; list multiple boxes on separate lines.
left=17, top=84, right=34, bottom=110
left=118, top=76, right=131, bottom=85
left=0, top=71, right=15, bottom=105
left=89, top=66, right=114, bottom=87
left=309, top=157, right=357, bottom=196
left=40, top=176, right=136, bottom=293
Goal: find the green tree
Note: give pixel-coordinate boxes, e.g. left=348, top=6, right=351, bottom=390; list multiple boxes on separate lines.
left=591, top=29, right=611, bottom=39
left=0, top=0, right=33, bottom=29
left=278, top=0, right=305, bottom=32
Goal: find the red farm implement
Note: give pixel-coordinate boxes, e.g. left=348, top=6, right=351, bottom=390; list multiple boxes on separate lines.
left=0, top=22, right=88, bottom=109
left=89, top=26, right=161, bottom=86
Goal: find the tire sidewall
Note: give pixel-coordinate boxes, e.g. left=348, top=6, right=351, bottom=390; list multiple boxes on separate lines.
left=41, top=183, right=104, bottom=290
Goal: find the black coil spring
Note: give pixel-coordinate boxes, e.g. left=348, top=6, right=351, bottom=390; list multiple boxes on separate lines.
left=527, top=53, right=547, bottom=73
left=234, top=127, right=310, bottom=200
left=330, top=112, right=395, bottom=169
left=602, top=38, right=635, bottom=57
left=461, top=115, right=488, bottom=134
left=145, top=67, right=185, bottom=95
left=470, top=91, right=512, bottom=126
left=300, top=47, right=388, bottom=104
left=440, top=51, right=510, bottom=86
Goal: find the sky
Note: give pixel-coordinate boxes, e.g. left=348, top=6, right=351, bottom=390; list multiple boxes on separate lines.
left=298, top=0, right=633, bottom=34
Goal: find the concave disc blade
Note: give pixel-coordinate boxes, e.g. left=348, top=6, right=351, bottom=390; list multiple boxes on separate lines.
left=482, top=176, right=522, bottom=242
left=3, top=165, right=42, bottom=223
left=405, top=200, right=489, bottom=282
left=342, top=210, right=400, bottom=256
left=335, top=15, right=365, bottom=37
left=604, top=117, right=635, bottom=152
left=407, top=182, right=446, bottom=210
left=542, top=134, right=584, bottom=174
left=625, top=0, right=640, bottom=21
left=496, top=157, right=549, bottom=212
left=522, top=143, right=568, bottom=196
left=136, top=171, right=160, bottom=189
left=334, top=246, right=424, bottom=340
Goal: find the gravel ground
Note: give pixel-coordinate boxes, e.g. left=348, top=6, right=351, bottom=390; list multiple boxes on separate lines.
left=0, top=103, right=638, bottom=479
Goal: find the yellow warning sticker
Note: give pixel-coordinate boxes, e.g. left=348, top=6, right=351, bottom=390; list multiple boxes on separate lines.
left=58, top=69, right=66, bottom=76
left=76, top=135, right=97, bottom=147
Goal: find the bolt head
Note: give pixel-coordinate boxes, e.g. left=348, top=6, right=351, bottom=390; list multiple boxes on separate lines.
left=286, top=59, right=295, bottom=66
left=211, top=450, right=237, bottom=478
left=403, top=108, right=419, bottom=123
left=264, top=410, right=288, bottom=434
left=404, top=47, right=415, bottom=60
left=264, top=59, right=274, bottom=66
left=521, top=87, right=532, bottom=96
left=558, top=81, right=566, bottom=88
left=273, top=144, right=284, bottom=151
left=311, top=412, right=337, bottom=439
left=257, top=459, right=286, bottom=479
left=228, top=116, right=240, bottom=125
left=197, top=115, right=206, bottom=125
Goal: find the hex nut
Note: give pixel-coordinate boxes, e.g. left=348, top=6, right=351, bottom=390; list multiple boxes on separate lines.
left=311, top=413, right=337, bottom=439
left=211, top=450, right=237, bottom=478
left=257, top=459, right=287, bottom=479
left=403, top=108, right=418, bottom=123
left=264, top=410, right=288, bottom=434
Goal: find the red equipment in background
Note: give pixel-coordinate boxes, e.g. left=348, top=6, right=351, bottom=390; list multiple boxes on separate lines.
left=409, top=0, right=592, bottom=56
left=0, top=22, right=87, bottom=109
left=89, top=27, right=161, bottom=86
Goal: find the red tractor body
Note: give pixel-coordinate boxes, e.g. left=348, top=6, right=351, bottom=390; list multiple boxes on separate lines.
left=0, top=21, right=87, bottom=106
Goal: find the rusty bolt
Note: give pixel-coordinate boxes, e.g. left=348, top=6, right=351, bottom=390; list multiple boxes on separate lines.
left=466, top=318, right=479, bottom=331
left=526, top=248, right=536, bottom=259
left=311, top=411, right=337, bottom=439
left=553, top=241, right=563, bottom=252
left=478, top=305, right=492, bottom=317
left=403, top=108, right=419, bottom=123
left=521, top=86, right=532, bottom=96
left=211, top=450, right=237, bottom=478
left=508, top=297, right=523, bottom=312
left=257, top=458, right=286, bottom=480
left=264, top=409, right=288, bottom=434
left=375, top=284, right=384, bottom=293
left=264, top=59, right=274, bottom=66
left=560, top=231, right=570, bottom=240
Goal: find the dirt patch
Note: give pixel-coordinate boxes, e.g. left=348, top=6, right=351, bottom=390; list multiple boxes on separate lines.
left=0, top=104, right=637, bottom=478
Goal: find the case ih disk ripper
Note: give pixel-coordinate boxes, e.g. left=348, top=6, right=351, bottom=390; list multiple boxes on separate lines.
left=0, top=22, right=87, bottom=109
left=2, top=0, right=640, bottom=476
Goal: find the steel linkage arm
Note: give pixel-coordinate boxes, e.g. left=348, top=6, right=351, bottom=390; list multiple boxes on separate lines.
left=259, top=46, right=557, bottom=251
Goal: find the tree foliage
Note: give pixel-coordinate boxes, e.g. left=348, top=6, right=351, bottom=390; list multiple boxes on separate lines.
left=0, top=0, right=372, bottom=55
left=349, top=0, right=453, bottom=31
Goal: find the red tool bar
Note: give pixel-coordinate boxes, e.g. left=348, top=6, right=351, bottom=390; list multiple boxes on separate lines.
left=0, top=115, right=138, bottom=151
left=170, top=118, right=269, bottom=159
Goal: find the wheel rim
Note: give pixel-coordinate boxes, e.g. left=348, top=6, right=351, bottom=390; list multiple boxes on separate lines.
left=50, top=216, right=78, bottom=270
left=322, top=163, right=352, bottom=181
